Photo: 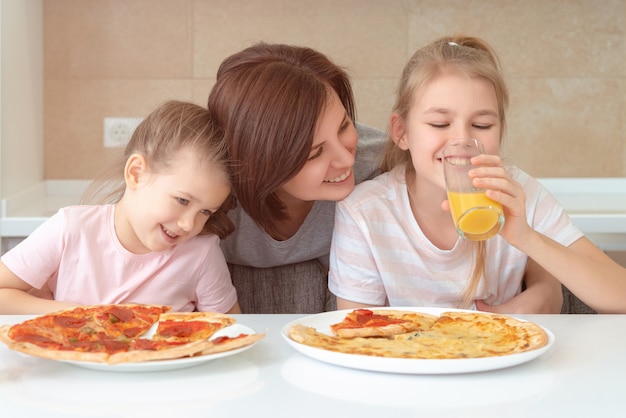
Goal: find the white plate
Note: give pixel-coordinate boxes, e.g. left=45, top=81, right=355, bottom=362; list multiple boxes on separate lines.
left=281, top=307, right=555, bottom=374
left=59, top=323, right=258, bottom=372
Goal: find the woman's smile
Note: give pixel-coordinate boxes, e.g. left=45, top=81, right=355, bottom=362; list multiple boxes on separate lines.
left=324, top=168, right=352, bottom=183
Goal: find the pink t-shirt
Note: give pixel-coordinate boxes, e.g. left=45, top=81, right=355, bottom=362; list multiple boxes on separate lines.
left=1, top=205, right=237, bottom=312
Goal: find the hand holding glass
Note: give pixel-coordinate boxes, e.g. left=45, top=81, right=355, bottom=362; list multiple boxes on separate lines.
left=442, top=138, right=504, bottom=241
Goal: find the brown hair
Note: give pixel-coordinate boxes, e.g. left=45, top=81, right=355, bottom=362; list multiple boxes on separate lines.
left=207, top=42, right=355, bottom=238
left=383, top=35, right=509, bottom=308
left=82, top=100, right=235, bottom=238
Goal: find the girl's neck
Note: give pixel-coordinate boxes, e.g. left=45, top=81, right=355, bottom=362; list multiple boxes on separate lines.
left=406, top=170, right=458, bottom=250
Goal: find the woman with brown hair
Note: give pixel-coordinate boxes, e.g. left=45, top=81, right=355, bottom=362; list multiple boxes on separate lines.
left=208, top=43, right=385, bottom=313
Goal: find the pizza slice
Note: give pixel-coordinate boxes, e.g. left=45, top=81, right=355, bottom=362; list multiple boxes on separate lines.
left=329, top=308, right=438, bottom=338
left=3, top=306, right=110, bottom=349
left=92, top=304, right=170, bottom=339
left=289, top=324, right=428, bottom=358
left=0, top=323, right=112, bottom=362
left=152, top=311, right=236, bottom=343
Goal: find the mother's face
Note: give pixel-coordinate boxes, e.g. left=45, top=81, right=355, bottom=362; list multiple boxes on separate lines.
left=278, top=89, right=358, bottom=204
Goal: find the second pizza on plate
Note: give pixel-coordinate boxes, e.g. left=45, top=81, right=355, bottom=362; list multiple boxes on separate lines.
left=288, top=308, right=548, bottom=359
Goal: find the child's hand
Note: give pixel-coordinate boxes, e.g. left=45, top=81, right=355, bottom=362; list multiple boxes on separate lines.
left=474, top=299, right=494, bottom=312
left=468, top=154, right=533, bottom=247
left=475, top=297, right=526, bottom=314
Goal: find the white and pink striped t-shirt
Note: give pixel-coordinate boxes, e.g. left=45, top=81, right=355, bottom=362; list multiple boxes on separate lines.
left=328, top=166, right=583, bottom=309
left=1, top=204, right=237, bottom=312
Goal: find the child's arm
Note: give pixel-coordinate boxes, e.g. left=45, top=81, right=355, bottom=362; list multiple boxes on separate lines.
left=476, top=258, right=563, bottom=314
left=225, top=301, right=242, bottom=314
left=471, top=155, right=626, bottom=313
left=0, top=262, right=77, bottom=314
left=514, top=232, right=626, bottom=314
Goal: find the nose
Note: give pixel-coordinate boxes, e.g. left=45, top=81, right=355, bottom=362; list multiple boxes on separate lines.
left=177, top=211, right=196, bottom=233
left=452, top=125, right=472, bottom=141
left=330, top=131, right=357, bottom=168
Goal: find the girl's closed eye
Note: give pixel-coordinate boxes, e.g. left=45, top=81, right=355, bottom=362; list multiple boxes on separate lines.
left=429, top=122, right=450, bottom=129
left=473, top=123, right=493, bottom=130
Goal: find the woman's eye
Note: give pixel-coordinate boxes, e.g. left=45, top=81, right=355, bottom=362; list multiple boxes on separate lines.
left=308, top=147, right=323, bottom=161
left=339, top=119, right=352, bottom=132
left=176, top=197, right=189, bottom=206
left=200, top=209, right=211, bottom=217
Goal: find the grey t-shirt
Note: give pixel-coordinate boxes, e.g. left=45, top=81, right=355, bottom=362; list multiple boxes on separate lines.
left=220, top=123, right=386, bottom=269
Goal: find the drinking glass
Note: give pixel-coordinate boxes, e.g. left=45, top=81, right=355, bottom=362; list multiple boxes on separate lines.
left=442, top=138, right=504, bottom=241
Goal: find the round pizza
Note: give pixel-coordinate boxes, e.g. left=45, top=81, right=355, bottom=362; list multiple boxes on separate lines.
left=288, top=309, right=549, bottom=359
left=0, top=304, right=263, bottom=364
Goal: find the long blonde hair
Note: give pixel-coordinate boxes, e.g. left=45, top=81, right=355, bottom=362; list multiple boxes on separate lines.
left=383, top=35, right=509, bottom=308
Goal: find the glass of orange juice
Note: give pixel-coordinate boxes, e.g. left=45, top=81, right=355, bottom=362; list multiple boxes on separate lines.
left=442, top=138, right=504, bottom=241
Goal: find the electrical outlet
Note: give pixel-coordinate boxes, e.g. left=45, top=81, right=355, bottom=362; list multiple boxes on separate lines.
left=103, top=117, right=143, bottom=148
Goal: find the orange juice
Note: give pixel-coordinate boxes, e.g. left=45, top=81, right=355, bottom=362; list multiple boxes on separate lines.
left=447, top=191, right=504, bottom=240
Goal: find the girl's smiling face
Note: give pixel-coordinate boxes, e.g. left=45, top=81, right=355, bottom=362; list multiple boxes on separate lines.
left=392, top=69, right=503, bottom=190
left=119, top=148, right=231, bottom=254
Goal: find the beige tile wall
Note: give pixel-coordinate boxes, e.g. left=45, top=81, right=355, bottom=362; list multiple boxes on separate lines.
left=44, top=0, right=626, bottom=179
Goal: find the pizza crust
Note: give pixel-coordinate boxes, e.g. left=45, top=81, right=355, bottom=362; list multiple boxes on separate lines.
left=107, top=339, right=214, bottom=364
left=200, top=333, right=266, bottom=355
left=157, top=311, right=236, bottom=325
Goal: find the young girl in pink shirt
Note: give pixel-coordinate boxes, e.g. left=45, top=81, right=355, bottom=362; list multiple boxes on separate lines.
left=0, top=100, right=241, bottom=314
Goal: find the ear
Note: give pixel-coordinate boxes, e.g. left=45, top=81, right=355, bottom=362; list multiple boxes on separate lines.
left=124, top=153, right=148, bottom=189
left=390, top=113, right=409, bottom=150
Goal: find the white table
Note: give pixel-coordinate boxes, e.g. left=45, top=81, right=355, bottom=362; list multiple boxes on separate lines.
left=0, top=313, right=625, bottom=417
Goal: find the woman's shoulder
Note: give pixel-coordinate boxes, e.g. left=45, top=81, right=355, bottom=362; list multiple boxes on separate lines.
left=356, top=122, right=386, bottom=144
left=354, top=123, right=386, bottom=183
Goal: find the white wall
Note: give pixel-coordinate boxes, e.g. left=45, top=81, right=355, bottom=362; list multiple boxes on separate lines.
left=0, top=0, right=43, bottom=199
